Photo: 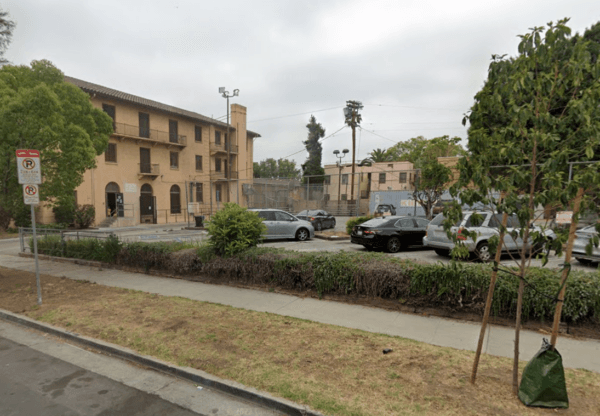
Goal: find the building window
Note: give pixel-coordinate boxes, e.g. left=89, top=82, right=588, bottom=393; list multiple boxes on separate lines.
left=399, top=172, right=407, bottom=183
left=195, top=155, right=203, bottom=171
left=215, top=131, right=221, bottom=145
left=196, top=183, right=203, bottom=203
left=74, top=190, right=78, bottom=205
left=195, top=125, right=202, bottom=142
left=341, top=194, right=347, bottom=201
left=215, top=183, right=222, bottom=202
left=324, top=176, right=331, bottom=185
left=169, top=120, right=178, bottom=143
left=139, top=112, right=150, bottom=138
left=379, top=173, right=386, bottom=184
left=342, top=174, right=348, bottom=185
left=170, top=185, right=181, bottom=214
left=105, top=143, right=117, bottom=163
left=215, top=158, right=221, bottom=172
left=170, top=152, right=179, bottom=169
left=102, top=104, right=116, bottom=130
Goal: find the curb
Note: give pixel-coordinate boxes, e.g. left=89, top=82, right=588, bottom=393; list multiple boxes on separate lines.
left=313, top=234, right=350, bottom=241
left=0, top=309, right=323, bottom=416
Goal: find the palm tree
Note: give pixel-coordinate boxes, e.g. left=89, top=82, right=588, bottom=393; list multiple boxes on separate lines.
left=368, top=148, right=391, bottom=163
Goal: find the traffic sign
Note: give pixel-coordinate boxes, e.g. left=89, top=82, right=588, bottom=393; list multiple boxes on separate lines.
left=16, top=149, right=42, bottom=184
left=23, top=184, right=40, bottom=205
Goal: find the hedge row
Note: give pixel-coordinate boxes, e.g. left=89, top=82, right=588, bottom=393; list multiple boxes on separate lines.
left=31, top=236, right=600, bottom=324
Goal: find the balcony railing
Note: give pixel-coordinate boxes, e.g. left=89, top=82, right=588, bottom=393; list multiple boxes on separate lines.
left=138, top=163, right=160, bottom=176
left=210, top=142, right=239, bottom=154
left=114, top=122, right=187, bottom=146
left=210, top=170, right=238, bottom=180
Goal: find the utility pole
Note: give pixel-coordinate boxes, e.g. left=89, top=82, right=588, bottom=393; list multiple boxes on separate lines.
left=343, top=101, right=363, bottom=202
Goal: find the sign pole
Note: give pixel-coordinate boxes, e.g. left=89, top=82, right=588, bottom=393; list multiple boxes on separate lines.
left=30, top=204, right=42, bottom=305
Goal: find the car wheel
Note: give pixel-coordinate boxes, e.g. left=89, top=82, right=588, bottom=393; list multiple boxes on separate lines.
left=576, top=257, right=593, bottom=265
left=532, top=238, right=551, bottom=255
left=296, top=228, right=309, bottom=241
left=434, top=248, right=450, bottom=257
left=332, top=219, right=336, bottom=228
left=387, top=237, right=402, bottom=253
left=316, top=222, right=322, bottom=231
left=476, top=242, right=492, bottom=262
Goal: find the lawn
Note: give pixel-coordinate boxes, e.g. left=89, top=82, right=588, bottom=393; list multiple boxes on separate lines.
left=1, top=266, right=599, bottom=415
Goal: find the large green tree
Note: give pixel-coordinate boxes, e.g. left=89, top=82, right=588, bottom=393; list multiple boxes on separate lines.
left=301, top=115, right=325, bottom=183
left=0, top=7, right=15, bottom=64
left=447, top=19, right=600, bottom=390
left=0, top=60, right=113, bottom=225
left=387, top=135, right=465, bottom=168
left=253, top=158, right=301, bottom=179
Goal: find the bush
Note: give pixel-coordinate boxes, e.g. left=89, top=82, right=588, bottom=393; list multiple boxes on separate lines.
left=0, top=206, right=11, bottom=231
left=206, top=203, right=266, bottom=257
left=13, top=205, right=32, bottom=228
left=53, top=203, right=76, bottom=225
left=345, top=215, right=374, bottom=234
left=73, top=205, right=95, bottom=229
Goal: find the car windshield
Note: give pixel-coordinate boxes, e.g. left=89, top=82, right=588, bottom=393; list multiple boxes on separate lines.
left=580, top=225, right=598, bottom=233
left=430, top=213, right=463, bottom=227
left=297, top=210, right=308, bottom=216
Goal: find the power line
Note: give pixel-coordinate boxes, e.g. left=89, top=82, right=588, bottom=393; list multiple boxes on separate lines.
left=358, top=127, right=398, bottom=143
left=364, top=103, right=465, bottom=111
left=280, top=125, right=348, bottom=160
left=248, top=106, right=343, bottom=124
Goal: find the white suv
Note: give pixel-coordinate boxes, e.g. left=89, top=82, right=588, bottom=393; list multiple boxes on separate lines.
left=423, top=211, right=554, bottom=261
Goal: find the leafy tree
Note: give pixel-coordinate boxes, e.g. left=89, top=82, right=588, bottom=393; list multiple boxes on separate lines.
left=447, top=19, right=600, bottom=389
left=412, top=161, right=452, bottom=220
left=301, top=115, right=325, bottom=183
left=0, top=7, right=15, bottom=64
left=253, top=158, right=301, bottom=179
left=0, top=60, right=113, bottom=225
left=387, top=135, right=465, bottom=168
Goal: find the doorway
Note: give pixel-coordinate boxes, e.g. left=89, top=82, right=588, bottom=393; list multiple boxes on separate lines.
left=105, top=182, right=121, bottom=217
left=140, top=183, right=156, bottom=224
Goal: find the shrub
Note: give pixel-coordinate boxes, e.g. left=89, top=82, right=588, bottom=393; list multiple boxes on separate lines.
left=345, top=215, right=373, bottom=234
left=13, top=205, right=32, bottom=228
left=53, top=203, right=76, bottom=225
left=73, top=205, right=95, bottom=229
left=0, top=206, right=11, bottom=231
left=206, top=203, right=266, bottom=257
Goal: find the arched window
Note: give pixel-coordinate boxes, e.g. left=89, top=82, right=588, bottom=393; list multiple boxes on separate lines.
left=170, top=185, right=181, bottom=214
left=105, top=182, right=120, bottom=193
left=141, top=184, right=153, bottom=195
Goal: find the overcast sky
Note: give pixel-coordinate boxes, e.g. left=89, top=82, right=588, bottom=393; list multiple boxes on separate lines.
left=3, top=0, right=600, bottom=168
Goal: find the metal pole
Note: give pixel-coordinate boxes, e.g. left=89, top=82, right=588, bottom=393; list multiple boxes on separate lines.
left=306, top=176, right=309, bottom=210
left=185, top=180, right=190, bottom=228
left=350, top=118, right=356, bottom=202
left=30, top=205, right=42, bottom=305
left=227, top=96, right=231, bottom=203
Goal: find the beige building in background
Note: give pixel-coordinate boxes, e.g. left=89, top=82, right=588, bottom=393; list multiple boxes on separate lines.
left=323, top=161, right=417, bottom=201
left=64, top=76, right=259, bottom=227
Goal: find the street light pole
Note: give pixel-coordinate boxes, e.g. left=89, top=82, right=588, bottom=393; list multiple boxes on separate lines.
left=219, top=87, right=239, bottom=204
left=333, top=149, right=349, bottom=201
left=343, top=101, right=363, bottom=202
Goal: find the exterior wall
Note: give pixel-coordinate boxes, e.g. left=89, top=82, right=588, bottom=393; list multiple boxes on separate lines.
left=323, top=161, right=416, bottom=201
left=62, top=94, right=253, bottom=227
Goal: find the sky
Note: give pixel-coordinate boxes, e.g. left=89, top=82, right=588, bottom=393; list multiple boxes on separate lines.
left=3, top=0, right=600, bottom=168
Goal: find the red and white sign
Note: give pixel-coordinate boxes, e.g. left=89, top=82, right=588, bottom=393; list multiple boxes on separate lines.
left=23, top=184, right=40, bottom=205
left=16, top=149, right=42, bottom=184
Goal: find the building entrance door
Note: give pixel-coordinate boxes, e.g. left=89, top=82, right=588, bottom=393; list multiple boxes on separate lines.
left=105, top=182, right=121, bottom=217
left=140, top=184, right=156, bottom=224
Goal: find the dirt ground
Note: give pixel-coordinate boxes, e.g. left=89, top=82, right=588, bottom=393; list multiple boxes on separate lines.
left=2, top=266, right=600, bottom=416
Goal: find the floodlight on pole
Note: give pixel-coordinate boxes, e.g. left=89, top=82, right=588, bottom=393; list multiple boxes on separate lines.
left=334, top=149, right=349, bottom=202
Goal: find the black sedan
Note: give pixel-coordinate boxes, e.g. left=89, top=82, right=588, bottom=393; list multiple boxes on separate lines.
left=296, top=210, right=336, bottom=231
left=351, top=216, right=430, bottom=253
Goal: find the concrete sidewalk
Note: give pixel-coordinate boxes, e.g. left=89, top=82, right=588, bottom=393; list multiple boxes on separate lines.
left=1, top=252, right=599, bottom=373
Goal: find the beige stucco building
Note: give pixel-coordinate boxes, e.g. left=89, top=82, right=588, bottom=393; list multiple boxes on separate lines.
left=63, top=77, right=259, bottom=227
left=323, top=161, right=417, bottom=201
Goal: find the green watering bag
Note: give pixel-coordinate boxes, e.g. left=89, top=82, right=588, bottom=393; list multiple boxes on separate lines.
left=518, top=338, right=568, bottom=408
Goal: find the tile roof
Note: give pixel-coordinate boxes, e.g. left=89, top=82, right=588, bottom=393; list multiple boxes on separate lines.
left=64, top=76, right=260, bottom=138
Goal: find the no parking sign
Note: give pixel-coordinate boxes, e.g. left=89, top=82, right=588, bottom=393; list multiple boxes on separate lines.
left=16, top=149, right=42, bottom=184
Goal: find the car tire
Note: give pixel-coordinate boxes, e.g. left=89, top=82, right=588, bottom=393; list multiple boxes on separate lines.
left=576, top=257, right=593, bottom=265
left=295, top=228, right=309, bottom=241
left=316, top=222, right=322, bottom=231
left=532, top=237, right=552, bottom=256
left=476, top=242, right=492, bottom=262
left=332, top=219, right=336, bottom=228
left=387, top=237, right=402, bottom=253
left=434, top=248, right=450, bottom=257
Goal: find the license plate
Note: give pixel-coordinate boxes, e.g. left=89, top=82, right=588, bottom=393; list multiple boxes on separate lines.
left=357, top=230, right=362, bottom=236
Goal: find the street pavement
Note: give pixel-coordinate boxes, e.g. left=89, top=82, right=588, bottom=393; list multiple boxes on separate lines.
left=0, top=322, right=283, bottom=416
left=0, top=243, right=599, bottom=374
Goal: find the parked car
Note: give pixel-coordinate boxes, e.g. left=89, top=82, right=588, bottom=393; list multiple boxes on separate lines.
left=249, top=209, right=315, bottom=241
left=295, top=210, right=336, bottom=231
left=350, top=216, right=430, bottom=253
left=373, top=204, right=396, bottom=217
left=572, top=225, right=600, bottom=264
left=423, top=211, right=555, bottom=262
